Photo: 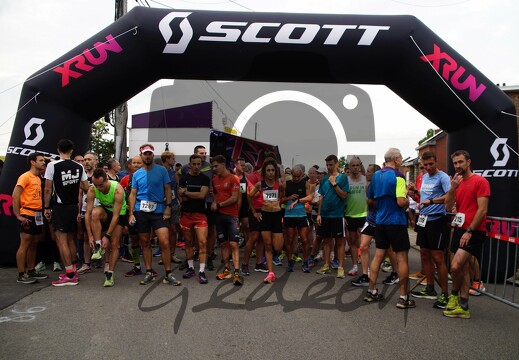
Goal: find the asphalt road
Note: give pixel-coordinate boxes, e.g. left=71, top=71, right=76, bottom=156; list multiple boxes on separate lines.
left=1, top=231, right=518, bottom=360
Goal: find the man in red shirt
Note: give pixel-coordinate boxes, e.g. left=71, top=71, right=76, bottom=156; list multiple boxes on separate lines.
left=444, top=150, right=490, bottom=319
left=211, top=155, right=242, bottom=285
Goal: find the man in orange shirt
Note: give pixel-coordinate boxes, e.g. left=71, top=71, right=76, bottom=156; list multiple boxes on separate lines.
left=13, top=152, right=48, bottom=284
left=211, top=155, right=243, bottom=285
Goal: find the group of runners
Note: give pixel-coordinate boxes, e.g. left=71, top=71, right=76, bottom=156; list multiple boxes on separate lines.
left=13, top=139, right=490, bottom=319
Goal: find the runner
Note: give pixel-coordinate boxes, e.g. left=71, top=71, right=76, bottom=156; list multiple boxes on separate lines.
left=211, top=155, right=243, bottom=285
left=84, top=169, right=127, bottom=287
left=444, top=150, right=490, bottom=319
left=13, top=152, right=48, bottom=284
left=128, top=144, right=181, bottom=286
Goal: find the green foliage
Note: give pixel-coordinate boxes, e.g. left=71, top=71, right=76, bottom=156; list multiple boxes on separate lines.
left=418, top=128, right=435, bottom=145
left=338, top=156, right=348, bottom=172
left=88, top=120, right=114, bottom=163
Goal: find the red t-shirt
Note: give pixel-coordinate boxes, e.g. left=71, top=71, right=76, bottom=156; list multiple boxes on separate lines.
left=247, top=170, right=263, bottom=209
left=455, top=174, right=491, bottom=231
left=213, top=172, right=240, bottom=217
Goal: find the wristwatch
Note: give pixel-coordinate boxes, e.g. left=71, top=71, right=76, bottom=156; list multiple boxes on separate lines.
left=466, top=227, right=473, bottom=234
left=332, top=183, right=338, bottom=188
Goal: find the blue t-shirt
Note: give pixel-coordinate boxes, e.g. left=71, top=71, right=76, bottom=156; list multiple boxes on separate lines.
left=419, top=170, right=450, bottom=220
left=368, top=167, right=406, bottom=225
left=318, top=173, right=350, bottom=218
left=366, top=182, right=376, bottom=225
left=132, top=164, right=171, bottom=213
left=167, top=167, right=179, bottom=206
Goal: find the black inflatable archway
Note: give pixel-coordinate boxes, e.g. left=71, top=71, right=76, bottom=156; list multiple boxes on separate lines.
left=0, top=7, right=517, bottom=264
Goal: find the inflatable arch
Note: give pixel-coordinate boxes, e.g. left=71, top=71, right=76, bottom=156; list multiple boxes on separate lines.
left=0, top=7, right=517, bottom=264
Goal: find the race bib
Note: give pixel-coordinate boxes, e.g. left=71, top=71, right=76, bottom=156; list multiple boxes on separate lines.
left=451, top=212, right=465, bottom=227
left=416, top=214, right=428, bottom=227
left=34, top=211, right=44, bottom=226
left=263, top=189, right=278, bottom=202
left=240, top=183, right=247, bottom=194
left=140, top=200, right=157, bottom=212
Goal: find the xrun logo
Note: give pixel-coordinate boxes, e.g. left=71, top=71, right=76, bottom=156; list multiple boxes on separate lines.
left=420, top=44, right=487, bottom=102
left=53, top=35, right=123, bottom=87
left=159, top=12, right=390, bottom=54
left=473, top=138, right=518, bottom=178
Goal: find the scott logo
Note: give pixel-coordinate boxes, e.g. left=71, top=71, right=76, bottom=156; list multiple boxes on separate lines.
left=420, top=44, right=486, bottom=102
left=159, top=12, right=390, bottom=55
left=160, top=12, right=193, bottom=54
left=53, top=35, right=123, bottom=87
left=490, top=138, right=509, bottom=167
left=22, top=118, right=45, bottom=147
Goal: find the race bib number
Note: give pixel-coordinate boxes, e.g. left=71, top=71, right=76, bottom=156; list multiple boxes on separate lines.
left=34, top=211, right=44, bottom=226
left=140, top=200, right=157, bottom=212
left=263, top=189, right=278, bottom=202
left=416, top=214, right=428, bottom=227
left=451, top=212, right=465, bottom=227
left=240, top=183, right=247, bottom=194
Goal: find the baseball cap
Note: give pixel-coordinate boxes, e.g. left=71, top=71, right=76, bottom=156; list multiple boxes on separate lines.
left=317, top=167, right=327, bottom=173
left=139, top=145, right=155, bottom=154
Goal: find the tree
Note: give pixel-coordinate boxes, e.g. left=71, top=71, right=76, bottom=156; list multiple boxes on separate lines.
left=418, top=128, right=435, bottom=145
left=338, top=155, right=348, bottom=172
left=88, top=119, right=115, bottom=163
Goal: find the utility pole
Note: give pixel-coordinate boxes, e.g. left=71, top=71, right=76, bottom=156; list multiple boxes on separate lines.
left=114, top=0, right=128, bottom=167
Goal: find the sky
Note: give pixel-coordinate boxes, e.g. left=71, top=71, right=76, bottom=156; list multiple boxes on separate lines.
left=0, top=0, right=518, bottom=166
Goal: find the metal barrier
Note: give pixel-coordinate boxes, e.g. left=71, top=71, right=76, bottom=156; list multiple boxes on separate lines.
left=479, top=216, right=519, bottom=308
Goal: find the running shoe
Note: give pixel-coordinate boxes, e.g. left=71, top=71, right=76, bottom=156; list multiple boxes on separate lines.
left=347, top=265, right=358, bottom=276
left=272, top=256, right=282, bottom=266
left=331, top=259, right=339, bottom=270
left=316, top=265, right=331, bottom=275
left=153, top=247, right=162, bottom=257
left=193, top=250, right=199, bottom=262
left=91, top=246, right=105, bottom=261
left=351, top=274, right=370, bottom=287
left=409, top=271, right=425, bottom=280
left=411, top=287, right=438, bottom=300
left=77, top=264, right=92, bottom=275
left=445, top=294, right=459, bottom=311
left=254, top=263, right=268, bottom=273
left=396, top=297, right=416, bottom=309
left=263, top=271, right=275, bottom=284
left=124, top=266, right=142, bottom=277
left=313, top=253, right=323, bottom=263
left=302, top=261, right=311, bottom=273
left=381, top=260, right=392, bottom=273
left=171, top=255, right=182, bottom=264
left=364, top=290, right=384, bottom=302
left=206, top=258, right=215, bottom=271
left=183, top=267, right=196, bottom=279
left=197, top=271, right=207, bottom=284
left=58, top=272, right=79, bottom=282
left=176, top=241, right=185, bottom=248
left=35, top=262, right=46, bottom=272
left=103, top=274, right=115, bottom=287
left=448, top=273, right=453, bottom=284
left=241, top=263, right=250, bottom=276
left=337, top=267, right=345, bottom=279
left=469, top=281, right=486, bottom=296
left=53, top=262, right=62, bottom=272
left=291, top=254, right=303, bottom=263
left=433, top=293, right=449, bottom=309
left=163, top=273, right=182, bottom=286
left=287, top=260, right=295, bottom=272
left=52, top=275, right=78, bottom=286
left=17, top=273, right=37, bottom=284
left=443, top=305, right=470, bottom=319
left=382, top=272, right=400, bottom=285
left=27, top=271, right=49, bottom=280
left=139, top=271, right=155, bottom=285
left=233, top=271, right=243, bottom=286
left=216, top=268, right=232, bottom=280
left=120, top=251, right=134, bottom=263
left=251, top=249, right=256, bottom=258
left=278, top=251, right=286, bottom=261
left=420, top=278, right=428, bottom=286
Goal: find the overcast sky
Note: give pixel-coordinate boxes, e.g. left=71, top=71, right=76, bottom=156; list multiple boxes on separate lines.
left=0, top=0, right=517, bottom=166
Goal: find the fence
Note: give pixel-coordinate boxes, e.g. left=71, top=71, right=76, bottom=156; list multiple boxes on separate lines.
left=479, top=216, right=519, bottom=308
